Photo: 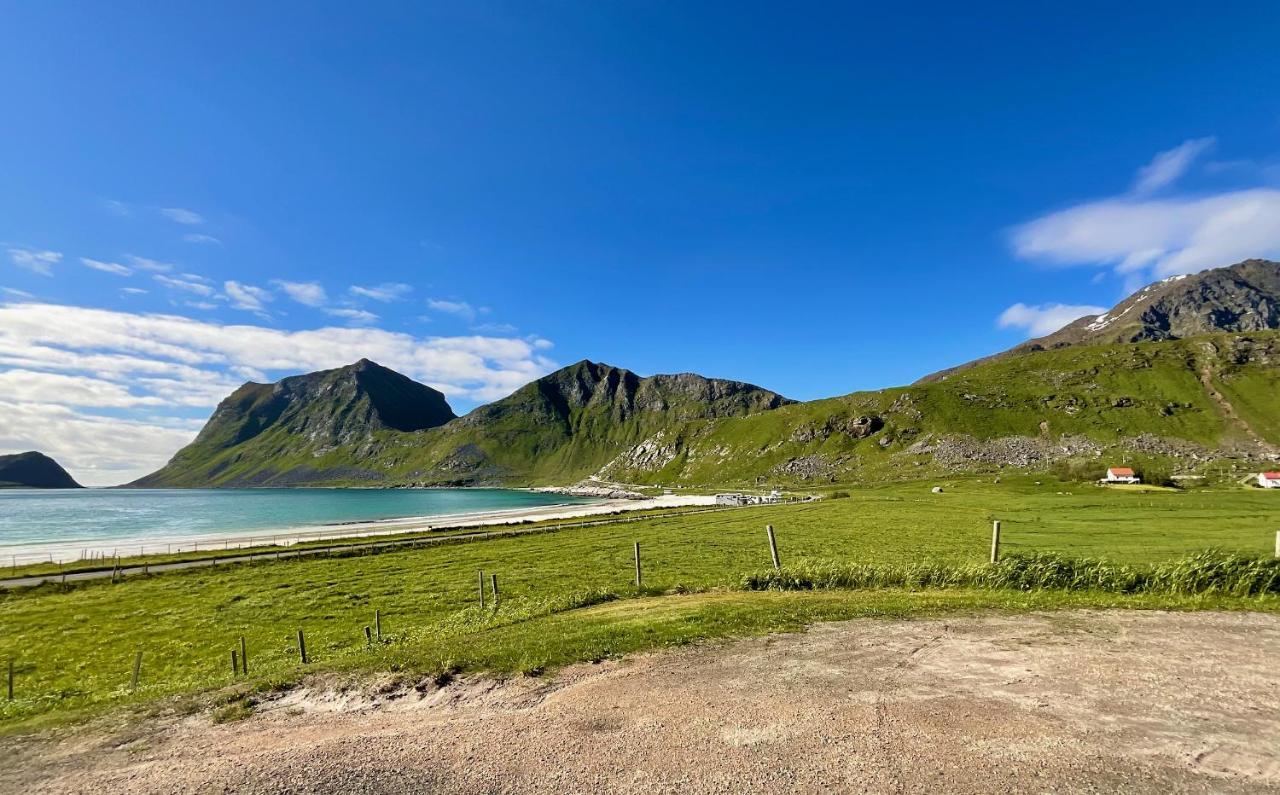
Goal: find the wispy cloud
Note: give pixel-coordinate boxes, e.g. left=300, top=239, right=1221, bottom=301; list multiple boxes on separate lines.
left=427, top=298, right=477, bottom=321
left=224, top=281, right=272, bottom=313
left=350, top=282, right=412, bottom=302
left=160, top=207, right=204, bottom=225
left=1011, top=138, right=1280, bottom=280
left=1132, top=137, right=1215, bottom=195
left=101, top=199, right=131, bottom=217
left=324, top=307, right=379, bottom=325
left=154, top=274, right=216, bottom=296
left=272, top=280, right=327, bottom=307
left=120, top=287, right=148, bottom=296
left=80, top=257, right=133, bottom=277
left=997, top=302, right=1107, bottom=338
left=125, top=255, right=175, bottom=273
left=7, top=248, right=61, bottom=276
left=182, top=233, right=221, bottom=245
left=2, top=287, right=35, bottom=299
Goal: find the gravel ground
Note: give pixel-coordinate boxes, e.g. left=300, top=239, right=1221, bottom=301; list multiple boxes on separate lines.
left=6, top=610, right=1279, bottom=794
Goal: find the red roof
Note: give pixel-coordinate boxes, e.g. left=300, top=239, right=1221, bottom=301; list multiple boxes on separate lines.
left=1108, top=467, right=1135, bottom=476
left=1263, top=472, right=1280, bottom=479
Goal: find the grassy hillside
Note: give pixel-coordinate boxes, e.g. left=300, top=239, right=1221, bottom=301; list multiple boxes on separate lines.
left=3, top=476, right=1278, bottom=731
left=602, top=332, right=1280, bottom=487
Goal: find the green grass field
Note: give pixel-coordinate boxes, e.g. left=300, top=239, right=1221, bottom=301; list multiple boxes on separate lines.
left=3, top=475, right=1278, bottom=733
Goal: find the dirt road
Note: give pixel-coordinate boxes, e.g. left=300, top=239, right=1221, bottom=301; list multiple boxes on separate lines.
left=8, top=610, right=1279, bottom=793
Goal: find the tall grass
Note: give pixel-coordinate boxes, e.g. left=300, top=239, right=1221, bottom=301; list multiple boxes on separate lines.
left=740, top=550, right=1280, bottom=597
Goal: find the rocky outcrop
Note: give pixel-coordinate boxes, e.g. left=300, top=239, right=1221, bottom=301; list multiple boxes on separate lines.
left=0, top=451, right=83, bottom=488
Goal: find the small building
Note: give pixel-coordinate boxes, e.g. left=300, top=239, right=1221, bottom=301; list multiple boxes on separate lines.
left=1259, top=472, right=1280, bottom=489
left=1101, top=467, right=1140, bottom=484
left=716, top=493, right=748, bottom=506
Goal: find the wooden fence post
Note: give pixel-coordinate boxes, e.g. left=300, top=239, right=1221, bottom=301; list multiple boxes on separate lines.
left=490, top=574, right=500, bottom=609
left=478, top=570, right=486, bottom=609
left=130, top=651, right=143, bottom=690
left=240, top=635, right=248, bottom=674
left=364, top=626, right=373, bottom=644
left=766, top=525, right=780, bottom=570
left=634, top=542, right=642, bottom=587
left=231, top=650, right=239, bottom=676
left=297, top=630, right=308, bottom=664
left=991, top=520, right=1001, bottom=564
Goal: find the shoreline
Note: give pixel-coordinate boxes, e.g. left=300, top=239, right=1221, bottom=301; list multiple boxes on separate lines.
left=0, top=493, right=718, bottom=565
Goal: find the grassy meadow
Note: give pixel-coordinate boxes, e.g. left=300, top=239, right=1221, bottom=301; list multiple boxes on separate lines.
left=2, top=474, right=1278, bottom=732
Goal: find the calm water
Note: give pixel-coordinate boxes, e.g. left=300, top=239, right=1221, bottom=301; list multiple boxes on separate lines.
left=0, top=488, right=594, bottom=563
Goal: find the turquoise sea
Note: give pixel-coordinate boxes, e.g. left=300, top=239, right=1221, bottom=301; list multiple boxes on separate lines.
left=0, top=488, right=594, bottom=564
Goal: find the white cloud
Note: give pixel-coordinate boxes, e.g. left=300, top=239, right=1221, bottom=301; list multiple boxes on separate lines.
left=183, top=233, right=221, bottom=244
left=121, top=287, right=148, bottom=295
left=1011, top=188, right=1280, bottom=279
left=997, top=302, right=1107, bottom=338
left=125, top=255, right=175, bottom=273
left=350, top=283, right=412, bottom=302
left=1132, top=137, right=1215, bottom=195
left=427, top=299, right=477, bottom=321
left=0, top=369, right=164, bottom=408
left=160, top=207, right=204, bottom=225
left=154, top=274, right=216, bottom=296
left=2, top=288, right=34, bottom=299
left=273, top=280, right=327, bottom=307
left=324, top=307, right=379, bottom=325
left=224, top=281, right=272, bottom=313
left=80, top=257, right=133, bottom=277
left=0, top=400, right=198, bottom=486
left=7, top=248, right=61, bottom=276
left=0, top=302, right=557, bottom=403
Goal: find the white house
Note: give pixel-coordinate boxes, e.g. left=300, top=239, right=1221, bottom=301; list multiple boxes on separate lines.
left=1102, top=467, right=1141, bottom=484
left=1259, top=472, right=1280, bottom=489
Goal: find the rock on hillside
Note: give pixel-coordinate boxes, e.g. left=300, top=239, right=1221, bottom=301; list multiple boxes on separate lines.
left=0, top=451, right=83, bottom=488
left=923, top=259, right=1280, bottom=382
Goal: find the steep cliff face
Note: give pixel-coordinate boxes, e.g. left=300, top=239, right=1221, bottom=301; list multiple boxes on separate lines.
left=132, top=359, right=455, bottom=487
left=0, top=451, right=83, bottom=488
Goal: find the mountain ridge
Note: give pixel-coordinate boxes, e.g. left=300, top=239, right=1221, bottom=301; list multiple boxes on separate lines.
left=131, top=258, right=1280, bottom=489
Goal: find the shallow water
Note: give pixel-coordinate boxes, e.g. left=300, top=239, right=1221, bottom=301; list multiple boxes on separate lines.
left=0, top=488, right=593, bottom=563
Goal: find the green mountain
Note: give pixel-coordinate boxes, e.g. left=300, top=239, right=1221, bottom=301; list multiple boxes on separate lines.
left=130, top=359, right=456, bottom=487
left=0, top=451, right=83, bottom=489
left=135, top=260, right=1280, bottom=489
left=134, top=359, right=792, bottom=487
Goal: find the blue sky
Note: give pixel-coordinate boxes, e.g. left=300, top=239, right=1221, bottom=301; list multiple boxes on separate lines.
left=3, top=2, right=1280, bottom=484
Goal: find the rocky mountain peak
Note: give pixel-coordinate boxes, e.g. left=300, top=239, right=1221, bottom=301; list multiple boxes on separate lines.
left=922, top=258, right=1280, bottom=382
